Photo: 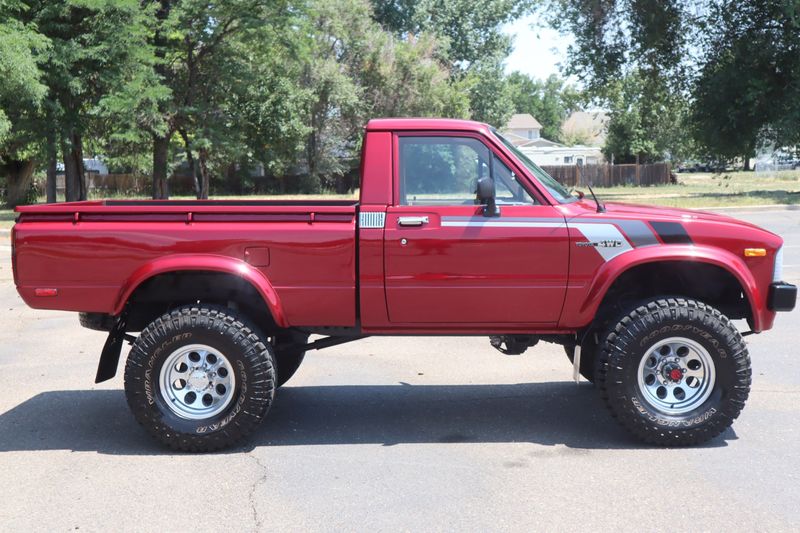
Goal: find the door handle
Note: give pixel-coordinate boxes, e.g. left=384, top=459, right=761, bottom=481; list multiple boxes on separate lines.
left=398, top=216, right=429, bottom=227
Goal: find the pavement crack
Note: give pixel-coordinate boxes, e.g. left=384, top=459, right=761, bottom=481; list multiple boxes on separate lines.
left=246, top=452, right=269, bottom=530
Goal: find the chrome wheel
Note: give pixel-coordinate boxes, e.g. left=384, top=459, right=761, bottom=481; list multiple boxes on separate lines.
left=636, top=337, right=715, bottom=415
left=159, top=344, right=236, bottom=420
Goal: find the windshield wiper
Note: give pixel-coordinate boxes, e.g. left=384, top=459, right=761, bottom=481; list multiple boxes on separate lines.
left=587, top=184, right=606, bottom=213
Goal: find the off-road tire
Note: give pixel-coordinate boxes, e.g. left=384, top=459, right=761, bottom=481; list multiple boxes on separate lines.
left=596, top=297, right=751, bottom=446
left=124, top=305, right=276, bottom=452
left=273, top=331, right=310, bottom=387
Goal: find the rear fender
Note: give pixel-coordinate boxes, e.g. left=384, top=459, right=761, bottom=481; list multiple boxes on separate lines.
left=112, top=254, right=288, bottom=328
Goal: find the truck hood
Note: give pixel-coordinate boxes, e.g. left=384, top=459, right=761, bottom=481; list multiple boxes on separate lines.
left=568, top=199, right=770, bottom=232
left=564, top=199, right=782, bottom=249
left=602, top=201, right=751, bottom=225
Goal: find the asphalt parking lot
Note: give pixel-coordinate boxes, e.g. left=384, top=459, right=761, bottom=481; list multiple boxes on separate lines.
left=0, top=208, right=798, bottom=532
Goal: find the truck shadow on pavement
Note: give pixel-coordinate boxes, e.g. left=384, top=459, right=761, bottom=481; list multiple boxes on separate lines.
left=0, top=382, right=736, bottom=455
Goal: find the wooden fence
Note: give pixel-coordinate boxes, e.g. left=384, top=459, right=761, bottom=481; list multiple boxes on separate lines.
left=57, top=173, right=196, bottom=195
left=541, top=163, right=673, bottom=187
left=52, top=163, right=673, bottom=197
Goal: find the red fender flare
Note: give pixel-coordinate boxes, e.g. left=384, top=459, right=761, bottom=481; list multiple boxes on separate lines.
left=573, top=244, right=764, bottom=331
left=113, top=254, right=288, bottom=327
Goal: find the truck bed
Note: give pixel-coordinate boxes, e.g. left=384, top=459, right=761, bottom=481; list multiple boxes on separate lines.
left=13, top=200, right=359, bottom=327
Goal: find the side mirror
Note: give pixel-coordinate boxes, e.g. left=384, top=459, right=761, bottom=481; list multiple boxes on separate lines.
left=476, top=177, right=499, bottom=217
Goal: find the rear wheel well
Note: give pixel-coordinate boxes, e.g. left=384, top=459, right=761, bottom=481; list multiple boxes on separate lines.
left=598, top=261, right=752, bottom=326
left=123, top=271, right=278, bottom=334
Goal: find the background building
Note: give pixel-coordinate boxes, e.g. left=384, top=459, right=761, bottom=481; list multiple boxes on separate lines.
left=501, top=113, right=604, bottom=165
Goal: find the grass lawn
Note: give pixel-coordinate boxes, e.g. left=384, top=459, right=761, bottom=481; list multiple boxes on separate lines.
left=2, top=170, right=798, bottom=229
left=592, top=169, right=800, bottom=208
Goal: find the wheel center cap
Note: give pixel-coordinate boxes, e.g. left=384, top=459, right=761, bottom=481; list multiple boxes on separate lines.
left=664, top=364, right=683, bottom=383
left=187, top=370, right=209, bottom=391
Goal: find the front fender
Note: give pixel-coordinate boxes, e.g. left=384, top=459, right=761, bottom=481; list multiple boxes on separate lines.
left=566, top=244, right=764, bottom=331
left=112, top=253, right=288, bottom=327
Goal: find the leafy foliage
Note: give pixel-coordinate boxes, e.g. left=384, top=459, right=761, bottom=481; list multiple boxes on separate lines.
left=507, top=72, right=582, bottom=142
left=372, top=0, right=534, bottom=66
left=541, top=0, right=800, bottom=164
left=692, top=0, right=800, bottom=158
left=0, top=17, right=47, bottom=145
left=0, top=0, right=542, bottom=202
left=603, top=70, right=692, bottom=163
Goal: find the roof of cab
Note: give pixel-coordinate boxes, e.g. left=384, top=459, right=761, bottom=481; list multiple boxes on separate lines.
left=366, top=118, right=491, bottom=133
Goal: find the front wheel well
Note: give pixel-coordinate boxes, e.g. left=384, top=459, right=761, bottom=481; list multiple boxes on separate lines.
left=598, top=261, right=752, bottom=326
left=122, top=271, right=278, bottom=335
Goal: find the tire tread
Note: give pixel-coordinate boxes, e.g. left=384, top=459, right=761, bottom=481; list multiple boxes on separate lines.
left=124, top=305, right=275, bottom=452
left=596, top=297, right=751, bottom=446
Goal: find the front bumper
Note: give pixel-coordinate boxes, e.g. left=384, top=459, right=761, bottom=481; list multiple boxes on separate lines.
left=768, top=282, right=797, bottom=312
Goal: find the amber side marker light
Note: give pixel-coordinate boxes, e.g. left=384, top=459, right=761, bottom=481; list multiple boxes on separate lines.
left=744, top=248, right=767, bottom=257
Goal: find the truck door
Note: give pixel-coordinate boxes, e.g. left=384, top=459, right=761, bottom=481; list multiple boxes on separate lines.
left=384, top=133, right=569, bottom=325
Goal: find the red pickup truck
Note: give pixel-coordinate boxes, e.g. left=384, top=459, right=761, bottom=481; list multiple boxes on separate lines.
left=12, top=118, right=796, bottom=451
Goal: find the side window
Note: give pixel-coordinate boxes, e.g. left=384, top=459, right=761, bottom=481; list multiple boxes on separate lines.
left=493, top=156, right=537, bottom=205
left=399, top=136, right=490, bottom=206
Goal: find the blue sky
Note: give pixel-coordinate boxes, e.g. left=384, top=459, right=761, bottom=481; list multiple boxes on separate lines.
left=503, top=14, right=574, bottom=80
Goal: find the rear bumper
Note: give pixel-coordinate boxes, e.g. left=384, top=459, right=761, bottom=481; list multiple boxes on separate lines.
left=768, top=282, right=797, bottom=312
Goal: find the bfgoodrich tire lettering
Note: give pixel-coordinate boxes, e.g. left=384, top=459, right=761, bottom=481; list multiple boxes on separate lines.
left=597, top=297, right=751, bottom=446
left=124, top=305, right=276, bottom=452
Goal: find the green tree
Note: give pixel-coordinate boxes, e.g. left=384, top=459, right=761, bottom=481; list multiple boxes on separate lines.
left=9, top=0, right=161, bottom=202
left=541, top=0, right=690, bottom=94
left=359, top=32, right=469, bottom=120
left=299, top=0, right=472, bottom=190
left=507, top=72, right=582, bottom=142
left=692, top=0, right=800, bottom=166
left=603, top=70, right=691, bottom=163
left=542, top=0, right=800, bottom=167
left=232, top=21, right=312, bottom=187
left=0, top=12, right=48, bottom=207
left=372, top=0, right=533, bottom=67
left=538, top=0, right=695, bottom=163
left=461, top=58, right=514, bottom=126
left=143, top=0, right=290, bottom=198
left=371, top=0, right=534, bottom=126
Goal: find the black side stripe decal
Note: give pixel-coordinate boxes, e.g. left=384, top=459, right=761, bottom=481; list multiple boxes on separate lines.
left=649, top=221, right=693, bottom=244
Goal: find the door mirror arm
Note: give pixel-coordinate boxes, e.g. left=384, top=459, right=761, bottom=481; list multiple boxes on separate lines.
left=476, top=177, right=500, bottom=217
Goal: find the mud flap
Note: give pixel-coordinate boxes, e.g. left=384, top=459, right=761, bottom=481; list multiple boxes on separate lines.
left=572, top=344, right=582, bottom=384
left=95, top=311, right=129, bottom=383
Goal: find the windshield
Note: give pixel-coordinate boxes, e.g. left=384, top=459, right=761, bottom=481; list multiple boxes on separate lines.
left=491, top=128, right=576, bottom=203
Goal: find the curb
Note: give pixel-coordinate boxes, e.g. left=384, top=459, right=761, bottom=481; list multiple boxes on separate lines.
left=701, top=204, right=799, bottom=213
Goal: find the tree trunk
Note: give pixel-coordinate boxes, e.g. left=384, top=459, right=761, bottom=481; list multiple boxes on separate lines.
left=152, top=133, right=170, bottom=199
left=151, top=0, right=172, bottom=200
left=74, top=132, right=86, bottom=200
left=1, top=158, right=36, bottom=208
left=62, top=131, right=86, bottom=202
left=743, top=153, right=751, bottom=171
left=306, top=129, right=318, bottom=185
left=178, top=128, right=201, bottom=199
left=198, top=148, right=210, bottom=199
left=46, top=129, right=58, bottom=203
left=225, top=162, right=241, bottom=195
